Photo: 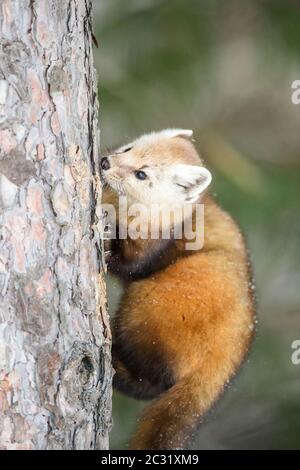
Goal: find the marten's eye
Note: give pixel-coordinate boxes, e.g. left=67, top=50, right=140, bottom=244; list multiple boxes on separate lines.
left=123, top=146, right=132, bottom=153
left=134, top=170, right=147, bottom=180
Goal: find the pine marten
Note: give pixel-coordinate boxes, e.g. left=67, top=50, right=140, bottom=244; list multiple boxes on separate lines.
left=100, top=129, right=255, bottom=450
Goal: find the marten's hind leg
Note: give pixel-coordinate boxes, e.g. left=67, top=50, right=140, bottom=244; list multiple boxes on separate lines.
left=112, top=350, right=165, bottom=400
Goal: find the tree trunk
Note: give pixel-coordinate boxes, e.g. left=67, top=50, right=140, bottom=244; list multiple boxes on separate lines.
left=0, top=0, right=112, bottom=450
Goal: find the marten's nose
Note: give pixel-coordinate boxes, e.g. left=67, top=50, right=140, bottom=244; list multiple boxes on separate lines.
left=100, top=157, right=110, bottom=171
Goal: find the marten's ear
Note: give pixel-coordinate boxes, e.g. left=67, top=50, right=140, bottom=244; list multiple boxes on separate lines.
left=170, top=164, right=212, bottom=203
left=159, top=129, right=193, bottom=139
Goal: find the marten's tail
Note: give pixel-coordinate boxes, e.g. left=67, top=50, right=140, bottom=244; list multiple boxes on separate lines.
left=129, top=367, right=230, bottom=450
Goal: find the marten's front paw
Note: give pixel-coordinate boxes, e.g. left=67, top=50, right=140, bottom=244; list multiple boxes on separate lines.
left=103, top=216, right=113, bottom=261
left=103, top=237, right=113, bottom=263
left=105, top=249, right=121, bottom=273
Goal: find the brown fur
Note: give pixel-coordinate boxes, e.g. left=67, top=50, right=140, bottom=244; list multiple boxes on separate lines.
left=102, top=131, right=255, bottom=450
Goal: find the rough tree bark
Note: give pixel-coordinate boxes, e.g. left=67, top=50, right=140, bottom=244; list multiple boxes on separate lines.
left=0, top=0, right=112, bottom=449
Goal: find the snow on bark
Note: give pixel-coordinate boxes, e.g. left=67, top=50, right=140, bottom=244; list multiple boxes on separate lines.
left=0, top=0, right=112, bottom=450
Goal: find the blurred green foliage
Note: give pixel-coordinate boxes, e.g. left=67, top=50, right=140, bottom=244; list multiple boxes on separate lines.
left=93, top=0, right=300, bottom=449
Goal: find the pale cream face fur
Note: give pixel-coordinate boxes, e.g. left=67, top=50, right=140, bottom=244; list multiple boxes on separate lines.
left=101, top=129, right=212, bottom=208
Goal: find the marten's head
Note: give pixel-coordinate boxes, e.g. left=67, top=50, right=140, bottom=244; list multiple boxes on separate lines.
left=100, top=129, right=211, bottom=206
